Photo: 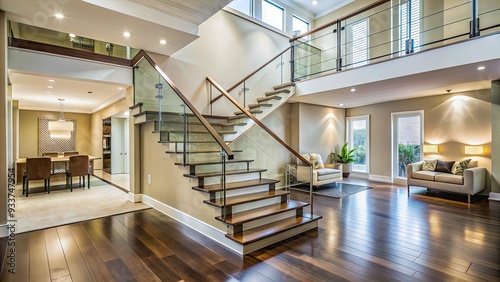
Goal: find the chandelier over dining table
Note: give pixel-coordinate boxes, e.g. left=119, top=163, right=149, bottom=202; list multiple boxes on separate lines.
left=48, top=98, right=74, bottom=139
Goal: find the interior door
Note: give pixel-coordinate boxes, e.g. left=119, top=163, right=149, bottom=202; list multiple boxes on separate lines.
left=111, top=117, right=124, bottom=174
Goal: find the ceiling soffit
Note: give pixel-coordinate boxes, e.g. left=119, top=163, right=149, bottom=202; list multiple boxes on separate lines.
left=129, top=0, right=233, bottom=25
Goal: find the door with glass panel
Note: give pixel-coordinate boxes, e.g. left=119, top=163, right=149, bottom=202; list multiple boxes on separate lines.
left=392, top=111, right=423, bottom=180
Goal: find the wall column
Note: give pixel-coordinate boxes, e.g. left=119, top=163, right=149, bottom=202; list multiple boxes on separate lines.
left=490, top=80, right=500, bottom=200
left=0, top=10, right=9, bottom=236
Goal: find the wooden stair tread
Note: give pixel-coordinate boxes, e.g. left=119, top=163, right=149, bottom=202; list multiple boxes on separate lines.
left=203, top=190, right=289, bottom=207
left=156, top=130, right=237, bottom=134
left=233, top=109, right=263, bottom=115
left=216, top=200, right=309, bottom=225
left=155, top=120, right=245, bottom=127
left=226, top=214, right=321, bottom=245
left=257, top=96, right=282, bottom=102
left=227, top=115, right=250, bottom=120
left=192, top=178, right=279, bottom=192
left=165, top=149, right=242, bottom=154
left=176, top=159, right=254, bottom=166
left=184, top=168, right=266, bottom=179
left=273, top=82, right=295, bottom=90
left=265, top=88, right=290, bottom=96
left=248, top=103, right=272, bottom=109
left=159, top=140, right=232, bottom=144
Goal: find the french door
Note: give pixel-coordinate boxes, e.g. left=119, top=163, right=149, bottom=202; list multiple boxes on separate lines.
left=392, top=111, right=423, bottom=181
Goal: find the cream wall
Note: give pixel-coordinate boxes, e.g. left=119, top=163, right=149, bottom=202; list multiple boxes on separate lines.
left=347, top=89, right=492, bottom=193
left=153, top=10, right=291, bottom=115
left=291, top=103, right=345, bottom=164
left=491, top=81, right=500, bottom=194
left=18, top=110, right=91, bottom=158
left=89, top=97, right=129, bottom=170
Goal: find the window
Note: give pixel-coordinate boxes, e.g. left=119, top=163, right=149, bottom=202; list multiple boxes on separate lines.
left=347, top=116, right=370, bottom=173
left=392, top=111, right=423, bottom=179
left=351, top=19, right=369, bottom=67
left=400, top=0, right=421, bottom=54
left=292, top=15, right=309, bottom=37
left=227, top=0, right=252, bottom=16
left=262, top=0, right=284, bottom=30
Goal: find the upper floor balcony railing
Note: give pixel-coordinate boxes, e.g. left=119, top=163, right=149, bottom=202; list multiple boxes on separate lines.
left=8, top=21, right=139, bottom=65
left=290, top=0, right=500, bottom=82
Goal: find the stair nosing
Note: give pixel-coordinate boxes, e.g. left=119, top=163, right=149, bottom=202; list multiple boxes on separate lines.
left=192, top=178, right=279, bottom=192
left=203, top=190, right=289, bottom=208
left=176, top=159, right=254, bottom=166
left=225, top=213, right=321, bottom=245
left=184, top=168, right=267, bottom=179
left=216, top=200, right=310, bottom=225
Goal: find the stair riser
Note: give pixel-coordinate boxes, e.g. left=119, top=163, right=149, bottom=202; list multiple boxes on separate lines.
left=165, top=143, right=224, bottom=152
left=231, top=197, right=284, bottom=214
left=161, top=133, right=224, bottom=142
left=227, top=210, right=298, bottom=235
left=241, top=220, right=318, bottom=254
left=214, top=185, right=272, bottom=199
left=197, top=173, right=263, bottom=186
left=157, top=123, right=229, bottom=132
left=189, top=163, right=250, bottom=175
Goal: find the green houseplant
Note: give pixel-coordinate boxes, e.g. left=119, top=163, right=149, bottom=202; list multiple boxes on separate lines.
left=332, top=143, right=357, bottom=177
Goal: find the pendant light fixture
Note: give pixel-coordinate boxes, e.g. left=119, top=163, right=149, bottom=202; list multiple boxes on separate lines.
left=48, top=98, right=74, bottom=139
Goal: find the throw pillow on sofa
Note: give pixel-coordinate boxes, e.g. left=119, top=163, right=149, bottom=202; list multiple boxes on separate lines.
left=309, top=153, right=325, bottom=169
left=435, top=160, right=455, bottom=173
left=422, top=159, right=437, bottom=171
left=454, top=159, right=471, bottom=175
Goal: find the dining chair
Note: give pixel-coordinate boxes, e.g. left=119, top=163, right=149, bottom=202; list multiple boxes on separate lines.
left=23, top=157, right=52, bottom=197
left=66, top=155, right=91, bottom=192
left=42, top=152, right=66, bottom=174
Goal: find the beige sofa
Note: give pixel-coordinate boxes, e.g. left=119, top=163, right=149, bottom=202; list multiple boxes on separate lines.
left=407, top=160, right=486, bottom=204
left=297, top=153, right=343, bottom=187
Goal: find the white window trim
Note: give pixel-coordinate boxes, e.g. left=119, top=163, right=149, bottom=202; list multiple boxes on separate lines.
left=346, top=115, right=370, bottom=174
left=391, top=110, right=424, bottom=182
left=262, top=0, right=285, bottom=31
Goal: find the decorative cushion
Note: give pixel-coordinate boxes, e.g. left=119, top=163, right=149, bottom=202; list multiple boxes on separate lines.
left=315, top=168, right=341, bottom=176
left=421, top=159, right=437, bottom=171
left=454, top=159, right=471, bottom=175
left=435, top=160, right=455, bottom=173
left=309, top=153, right=325, bottom=169
left=467, top=161, right=478, bottom=168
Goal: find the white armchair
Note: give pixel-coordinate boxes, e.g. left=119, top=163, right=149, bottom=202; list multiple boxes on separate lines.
left=296, top=153, right=343, bottom=187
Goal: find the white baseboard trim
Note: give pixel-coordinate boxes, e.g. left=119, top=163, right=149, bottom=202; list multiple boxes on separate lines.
left=141, top=195, right=243, bottom=255
left=488, top=192, right=500, bottom=201
left=369, top=174, right=393, bottom=183
left=393, top=178, right=407, bottom=186
left=349, top=171, right=369, bottom=179
left=0, top=224, right=8, bottom=237
left=128, top=192, right=142, bottom=203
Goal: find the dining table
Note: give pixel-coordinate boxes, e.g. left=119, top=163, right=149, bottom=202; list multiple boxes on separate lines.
left=15, top=155, right=100, bottom=183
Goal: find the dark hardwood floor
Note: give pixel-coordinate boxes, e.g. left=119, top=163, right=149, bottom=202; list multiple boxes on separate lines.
left=1, top=179, right=499, bottom=281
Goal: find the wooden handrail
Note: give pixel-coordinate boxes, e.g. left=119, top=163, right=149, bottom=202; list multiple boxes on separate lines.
left=206, top=77, right=312, bottom=167
left=290, top=0, right=391, bottom=43
left=210, top=47, right=291, bottom=104
left=132, top=51, right=234, bottom=160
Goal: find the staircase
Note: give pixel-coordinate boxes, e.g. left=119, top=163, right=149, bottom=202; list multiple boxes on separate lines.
left=131, top=81, right=321, bottom=254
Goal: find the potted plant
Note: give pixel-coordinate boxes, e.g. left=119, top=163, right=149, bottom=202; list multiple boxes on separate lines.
left=332, top=143, right=356, bottom=178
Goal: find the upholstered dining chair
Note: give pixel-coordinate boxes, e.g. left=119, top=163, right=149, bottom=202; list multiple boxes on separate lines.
left=23, top=157, right=52, bottom=197
left=66, top=155, right=91, bottom=192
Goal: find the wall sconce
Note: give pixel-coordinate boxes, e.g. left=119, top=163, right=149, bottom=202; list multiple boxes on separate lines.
left=464, top=145, right=483, bottom=155
left=423, top=145, right=439, bottom=153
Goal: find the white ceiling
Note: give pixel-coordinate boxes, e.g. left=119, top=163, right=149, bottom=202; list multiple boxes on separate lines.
left=286, top=0, right=353, bottom=18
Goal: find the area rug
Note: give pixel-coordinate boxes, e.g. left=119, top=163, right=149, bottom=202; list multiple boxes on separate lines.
left=15, top=178, right=151, bottom=233
left=291, top=182, right=372, bottom=198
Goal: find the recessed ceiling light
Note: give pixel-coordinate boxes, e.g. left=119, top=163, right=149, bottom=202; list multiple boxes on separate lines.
left=55, top=13, right=64, bottom=19
left=123, top=111, right=129, bottom=117
left=477, top=66, right=485, bottom=70
left=350, top=88, right=356, bottom=92
left=48, top=79, right=55, bottom=82
left=47, top=86, right=53, bottom=89
left=118, top=87, right=123, bottom=90
left=312, top=0, right=318, bottom=5
left=123, top=31, right=131, bottom=38
left=160, top=39, right=167, bottom=45
left=69, top=33, right=76, bottom=38
left=339, top=103, right=344, bottom=106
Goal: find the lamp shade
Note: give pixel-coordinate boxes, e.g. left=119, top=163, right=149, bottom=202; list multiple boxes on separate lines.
left=423, top=145, right=439, bottom=153
left=464, top=145, right=483, bottom=155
